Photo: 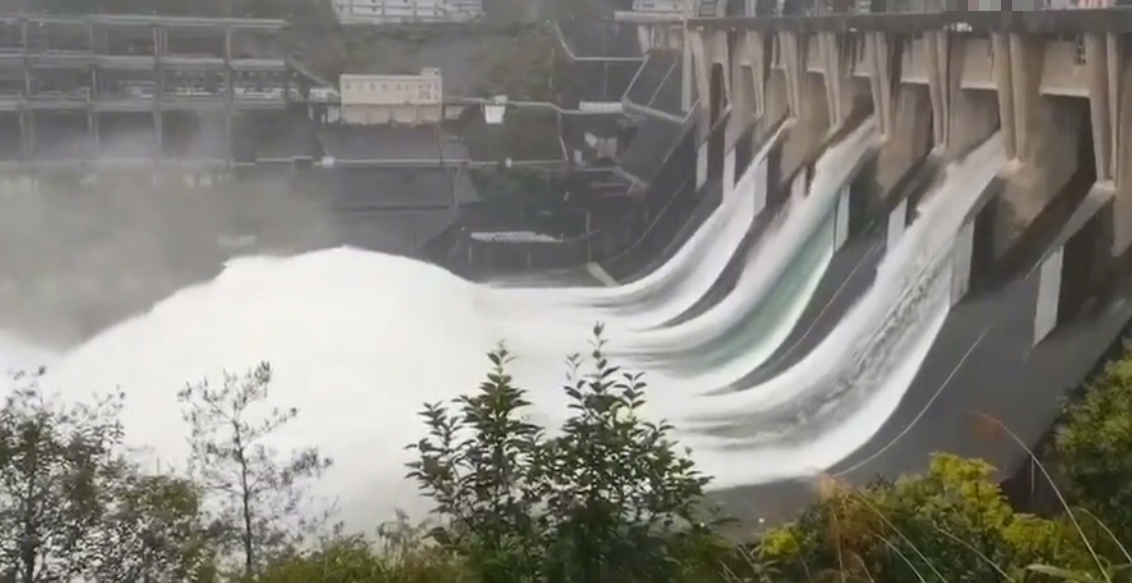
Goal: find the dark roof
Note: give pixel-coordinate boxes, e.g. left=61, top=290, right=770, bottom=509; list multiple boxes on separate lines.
left=554, top=19, right=643, bottom=60
left=616, top=115, right=684, bottom=183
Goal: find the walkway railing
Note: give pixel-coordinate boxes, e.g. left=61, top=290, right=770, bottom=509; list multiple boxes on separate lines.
left=753, top=0, right=1118, bottom=14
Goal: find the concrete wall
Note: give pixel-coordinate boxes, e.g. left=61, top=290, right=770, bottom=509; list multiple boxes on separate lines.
left=688, top=25, right=1132, bottom=286
left=778, top=72, right=830, bottom=186
left=995, top=96, right=1087, bottom=257
left=1113, top=55, right=1132, bottom=253
left=874, top=84, right=932, bottom=200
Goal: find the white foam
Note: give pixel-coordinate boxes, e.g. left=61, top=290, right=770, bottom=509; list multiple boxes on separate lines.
left=7, top=126, right=998, bottom=539
left=37, top=249, right=501, bottom=532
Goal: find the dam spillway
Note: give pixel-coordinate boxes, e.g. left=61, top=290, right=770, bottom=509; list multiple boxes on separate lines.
left=4, top=5, right=1132, bottom=535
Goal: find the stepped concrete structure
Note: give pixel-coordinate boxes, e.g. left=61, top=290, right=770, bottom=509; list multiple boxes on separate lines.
left=686, top=7, right=1132, bottom=301
left=673, top=5, right=1132, bottom=524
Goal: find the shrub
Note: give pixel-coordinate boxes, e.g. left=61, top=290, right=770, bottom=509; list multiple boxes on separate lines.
left=407, top=326, right=733, bottom=583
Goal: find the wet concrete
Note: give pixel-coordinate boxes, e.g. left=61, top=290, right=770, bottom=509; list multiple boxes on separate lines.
left=707, top=184, right=1131, bottom=536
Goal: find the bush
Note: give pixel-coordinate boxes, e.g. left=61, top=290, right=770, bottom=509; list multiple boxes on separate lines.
left=761, top=455, right=1102, bottom=583
left=406, top=326, right=733, bottom=583
left=1054, top=349, right=1132, bottom=548
left=8, top=329, right=1132, bottom=583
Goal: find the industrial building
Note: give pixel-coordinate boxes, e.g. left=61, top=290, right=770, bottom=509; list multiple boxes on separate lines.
left=338, top=68, right=443, bottom=125
left=331, top=0, right=483, bottom=25
left=0, top=13, right=303, bottom=166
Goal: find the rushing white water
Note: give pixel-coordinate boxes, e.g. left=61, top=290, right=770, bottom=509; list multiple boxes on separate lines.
left=673, top=134, right=1005, bottom=421
left=479, top=125, right=787, bottom=327
left=0, top=127, right=1002, bottom=536
left=669, top=135, right=1007, bottom=485
left=620, top=121, right=877, bottom=368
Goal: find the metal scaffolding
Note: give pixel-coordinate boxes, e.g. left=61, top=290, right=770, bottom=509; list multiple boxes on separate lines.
left=0, top=13, right=299, bottom=164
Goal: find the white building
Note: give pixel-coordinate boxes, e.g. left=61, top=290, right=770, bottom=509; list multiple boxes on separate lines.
left=631, top=0, right=688, bottom=13
left=332, top=0, right=483, bottom=24
left=339, top=68, right=444, bottom=125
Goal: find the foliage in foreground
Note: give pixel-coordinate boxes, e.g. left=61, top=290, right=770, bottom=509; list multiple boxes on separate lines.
left=406, top=328, right=731, bottom=583
left=3, top=330, right=1132, bottom=583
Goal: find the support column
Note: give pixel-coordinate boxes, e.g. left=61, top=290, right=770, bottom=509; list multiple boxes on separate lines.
left=689, top=30, right=712, bottom=140
left=727, top=35, right=758, bottom=148
left=224, top=27, right=234, bottom=165
left=87, top=111, right=96, bottom=159
left=746, top=31, right=768, bottom=119
left=18, top=110, right=27, bottom=160
left=1085, top=32, right=1112, bottom=182
left=154, top=41, right=163, bottom=158
left=781, top=32, right=803, bottom=119
left=90, top=112, right=99, bottom=158
left=928, top=31, right=950, bottom=150
left=868, top=32, right=893, bottom=137
left=1107, top=33, right=1120, bottom=181
left=153, top=109, right=162, bottom=155
left=1008, top=33, right=1043, bottom=160
left=710, top=29, right=731, bottom=111
left=26, top=111, right=34, bottom=159
left=992, top=33, right=1016, bottom=160
left=1111, top=36, right=1132, bottom=254
left=818, top=31, right=843, bottom=128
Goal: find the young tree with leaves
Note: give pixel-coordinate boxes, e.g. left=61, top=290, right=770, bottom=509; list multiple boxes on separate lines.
left=178, top=362, right=333, bottom=580
left=408, top=326, right=730, bottom=583
left=0, top=375, right=126, bottom=583
left=0, top=371, right=212, bottom=583
left=92, top=471, right=218, bottom=583
left=1054, top=348, right=1132, bottom=550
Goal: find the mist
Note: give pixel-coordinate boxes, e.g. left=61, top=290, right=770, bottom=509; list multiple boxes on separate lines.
left=0, top=116, right=340, bottom=349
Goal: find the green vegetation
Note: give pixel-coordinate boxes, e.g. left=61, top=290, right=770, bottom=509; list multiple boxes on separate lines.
left=5, top=327, right=1132, bottom=583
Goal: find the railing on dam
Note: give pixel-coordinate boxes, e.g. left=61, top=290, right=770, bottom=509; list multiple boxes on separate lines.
left=751, top=0, right=1117, bottom=14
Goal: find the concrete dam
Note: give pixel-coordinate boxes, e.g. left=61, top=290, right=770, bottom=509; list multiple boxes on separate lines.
left=5, top=5, right=1132, bottom=531
left=455, top=6, right=1132, bottom=522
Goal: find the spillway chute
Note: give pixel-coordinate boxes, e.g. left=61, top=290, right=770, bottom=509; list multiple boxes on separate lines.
left=655, top=135, right=1007, bottom=487
left=630, top=118, right=878, bottom=342
left=475, top=124, right=789, bottom=322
